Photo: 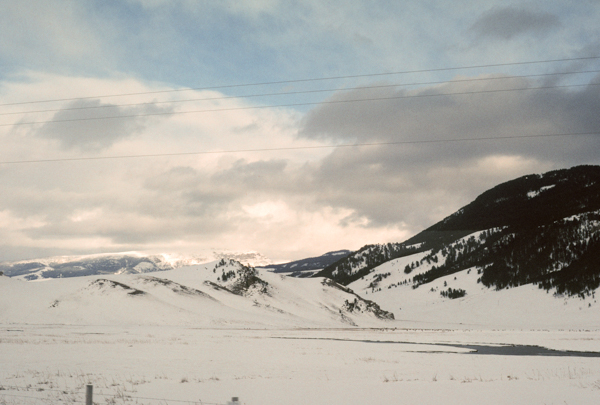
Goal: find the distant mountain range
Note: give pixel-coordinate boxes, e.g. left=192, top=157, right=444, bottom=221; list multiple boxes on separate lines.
left=0, top=248, right=350, bottom=282
left=260, top=250, right=352, bottom=277
left=0, top=251, right=272, bottom=281
left=315, top=165, right=600, bottom=297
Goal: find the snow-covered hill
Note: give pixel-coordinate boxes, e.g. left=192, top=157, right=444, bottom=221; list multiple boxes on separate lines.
left=347, top=228, right=600, bottom=329
left=0, top=260, right=392, bottom=328
left=2, top=253, right=598, bottom=329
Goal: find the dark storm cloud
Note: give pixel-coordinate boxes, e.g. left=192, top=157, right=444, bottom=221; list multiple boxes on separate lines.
left=470, top=6, right=561, bottom=40
left=35, top=99, right=174, bottom=152
left=300, top=77, right=600, bottom=157
left=298, top=77, right=600, bottom=229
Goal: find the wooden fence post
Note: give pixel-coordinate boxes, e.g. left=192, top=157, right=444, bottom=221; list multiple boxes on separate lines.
left=85, top=384, right=93, bottom=405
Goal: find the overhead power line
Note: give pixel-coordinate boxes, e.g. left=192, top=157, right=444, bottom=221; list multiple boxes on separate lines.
left=2, top=69, right=599, bottom=117
left=2, top=81, right=599, bottom=128
left=0, top=385, right=222, bottom=405
left=1, top=55, right=598, bottom=107
left=1, top=131, right=597, bottom=165
left=0, top=392, right=83, bottom=403
left=94, top=391, right=225, bottom=405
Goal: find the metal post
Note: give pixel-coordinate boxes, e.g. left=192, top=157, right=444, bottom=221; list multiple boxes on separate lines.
left=86, top=384, right=93, bottom=405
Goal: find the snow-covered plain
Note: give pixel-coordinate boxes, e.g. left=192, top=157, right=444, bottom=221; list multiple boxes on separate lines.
left=2, top=326, right=600, bottom=405
left=1, top=260, right=600, bottom=405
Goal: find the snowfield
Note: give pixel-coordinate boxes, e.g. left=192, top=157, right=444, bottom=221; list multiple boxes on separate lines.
left=2, top=326, right=599, bottom=405
left=1, top=260, right=600, bottom=405
left=352, top=260, right=600, bottom=330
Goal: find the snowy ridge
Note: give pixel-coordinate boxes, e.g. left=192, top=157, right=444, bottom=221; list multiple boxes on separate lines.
left=314, top=243, right=425, bottom=285
left=0, top=260, right=393, bottom=328
left=262, top=250, right=352, bottom=275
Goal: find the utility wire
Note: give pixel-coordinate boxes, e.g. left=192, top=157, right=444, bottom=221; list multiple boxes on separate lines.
left=0, top=384, right=223, bottom=405
left=0, top=392, right=83, bottom=403
left=0, top=384, right=80, bottom=394
left=1, top=55, right=598, bottom=107
left=2, top=69, right=599, bottom=117
left=2, top=81, right=599, bottom=128
left=1, top=131, right=597, bottom=165
left=94, top=392, right=225, bottom=405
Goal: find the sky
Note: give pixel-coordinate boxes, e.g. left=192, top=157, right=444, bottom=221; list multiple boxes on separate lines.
left=1, top=0, right=600, bottom=263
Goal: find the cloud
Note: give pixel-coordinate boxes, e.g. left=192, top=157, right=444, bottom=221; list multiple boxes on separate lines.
left=300, top=76, right=600, bottom=155
left=3, top=72, right=599, bottom=262
left=34, top=99, right=174, bottom=152
left=0, top=154, right=409, bottom=261
left=470, top=6, right=561, bottom=41
left=1, top=1, right=600, bottom=263
left=298, top=76, right=600, bottom=228
left=0, top=71, right=322, bottom=260
left=212, top=159, right=291, bottom=192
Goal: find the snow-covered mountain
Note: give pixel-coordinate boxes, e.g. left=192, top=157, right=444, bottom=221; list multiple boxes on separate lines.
left=316, top=165, right=600, bottom=299
left=0, top=259, right=393, bottom=328
left=346, top=230, right=599, bottom=329
left=0, top=251, right=272, bottom=281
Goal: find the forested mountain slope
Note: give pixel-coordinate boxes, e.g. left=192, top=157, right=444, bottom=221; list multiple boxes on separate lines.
left=316, top=165, right=600, bottom=296
left=313, top=243, right=427, bottom=285
left=406, top=165, right=600, bottom=246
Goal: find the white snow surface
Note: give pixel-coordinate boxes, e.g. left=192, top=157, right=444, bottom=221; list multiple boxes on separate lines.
left=527, top=184, right=556, bottom=198
left=0, top=261, right=387, bottom=328
left=348, top=230, right=600, bottom=330
left=2, top=258, right=600, bottom=404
